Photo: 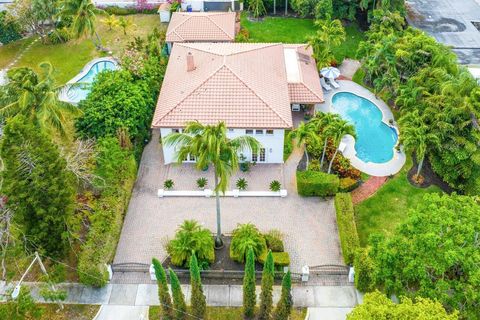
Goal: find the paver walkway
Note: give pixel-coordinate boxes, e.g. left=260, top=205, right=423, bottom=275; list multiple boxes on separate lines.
left=338, top=59, right=361, bottom=80
left=351, top=176, right=387, bottom=205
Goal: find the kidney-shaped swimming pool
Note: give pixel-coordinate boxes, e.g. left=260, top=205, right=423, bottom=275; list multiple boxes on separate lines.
left=331, top=92, right=398, bottom=164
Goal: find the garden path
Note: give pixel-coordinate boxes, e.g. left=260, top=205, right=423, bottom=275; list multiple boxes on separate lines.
left=338, top=59, right=361, bottom=80
left=351, top=176, right=387, bottom=205
left=0, top=37, right=40, bottom=85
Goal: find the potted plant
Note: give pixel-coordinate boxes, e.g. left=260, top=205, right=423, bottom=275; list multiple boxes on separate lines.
left=388, top=119, right=394, bottom=125
left=196, top=177, right=208, bottom=189
left=269, top=180, right=281, bottom=192
left=201, top=165, right=209, bottom=171
left=164, top=179, right=174, bottom=190
left=236, top=178, right=248, bottom=191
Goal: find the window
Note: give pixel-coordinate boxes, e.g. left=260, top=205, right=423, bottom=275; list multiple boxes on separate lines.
left=256, top=129, right=263, bottom=135
left=229, top=128, right=234, bottom=132
left=183, top=154, right=196, bottom=162
left=259, top=148, right=266, bottom=162
left=252, top=151, right=257, bottom=162
left=252, top=148, right=266, bottom=163
left=172, top=128, right=180, bottom=133
left=266, top=129, right=274, bottom=135
left=246, top=129, right=253, bottom=135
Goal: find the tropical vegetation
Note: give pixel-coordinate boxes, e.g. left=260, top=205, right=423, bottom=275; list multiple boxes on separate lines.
left=258, top=251, right=274, bottom=320
left=190, top=254, right=207, bottom=319
left=243, top=248, right=256, bottom=319
left=230, top=223, right=267, bottom=263
left=308, top=19, right=346, bottom=68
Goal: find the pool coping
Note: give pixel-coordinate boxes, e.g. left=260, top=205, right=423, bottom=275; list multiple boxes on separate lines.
left=58, top=56, right=119, bottom=105
left=316, top=80, right=406, bottom=177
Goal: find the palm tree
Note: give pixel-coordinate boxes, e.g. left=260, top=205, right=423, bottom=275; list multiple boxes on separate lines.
left=307, top=19, right=346, bottom=69
left=118, top=17, right=136, bottom=35
left=0, top=62, right=80, bottom=136
left=60, top=0, right=103, bottom=47
left=164, top=121, right=260, bottom=248
left=399, top=110, right=440, bottom=179
left=288, top=121, right=319, bottom=168
left=101, top=14, right=119, bottom=31
left=309, top=112, right=343, bottom=170
left=327, top=119, right=355, bottom=174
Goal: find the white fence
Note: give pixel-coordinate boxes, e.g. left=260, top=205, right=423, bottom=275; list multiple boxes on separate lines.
left=158, top=188, right=287, bottom=198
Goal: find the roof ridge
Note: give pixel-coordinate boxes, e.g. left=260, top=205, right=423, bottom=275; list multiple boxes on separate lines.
left=224, top=65, right=291, bottom=127
left=178, top=43, right=282, bottom=56
left=206, top=14, right=234, bottom=40
left=167, top=14, right=194, bottom=40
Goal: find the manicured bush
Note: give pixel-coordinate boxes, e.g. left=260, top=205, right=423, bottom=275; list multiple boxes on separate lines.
left=196, top=177, right=207, bottom=189
left=0, top=11, right=22, bottom=45
left=243, top=248, right=256, bottom=319
left=270, top=180, right=281, bottom=192
left=273, top=271, right=293, bottom=320
left=296, top=170, right=339, bottom=197
left=152, top=258, right=173, bottom=320
left=264, top=230, right=284, bottom=252
left=236, top=178, right=248, bottom=191
left=353, top=248, right=375, bottom=293
left=169, top=268, right=187, bottom=320
left=164, top=179, right=174, bottom=190
left=230, top=223, right=267, bottom=263
left=167, top=220, right=214, bottom=267
left=339, top=177, right=360, bottom=192
left=190, top=254, right=207, bottom=319
left=334, top=193, right=360, bottom=265
left=259, top=251, right=290, bottom=267
left=258, top=251, right=274, bottom=320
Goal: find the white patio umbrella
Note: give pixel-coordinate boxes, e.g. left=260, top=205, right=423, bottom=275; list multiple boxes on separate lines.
left=320, top=67, right=341, bottom=79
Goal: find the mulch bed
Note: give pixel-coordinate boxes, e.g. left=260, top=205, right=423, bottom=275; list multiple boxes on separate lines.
left=407, top=156, right=453, bottom=193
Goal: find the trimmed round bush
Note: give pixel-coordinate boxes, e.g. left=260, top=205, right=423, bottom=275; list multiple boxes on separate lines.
left=264, top=230, right=284, bottom=252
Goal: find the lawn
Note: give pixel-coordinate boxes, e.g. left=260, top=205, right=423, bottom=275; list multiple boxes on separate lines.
left=39, top=304, right=99, bottom=320
left=240, top=14, right=364, bottom=63
left=354, top=155, right=442, bottom=246
left=0, top=14, right=163, bottom=84
left=149, top=306, right=306, bottom=319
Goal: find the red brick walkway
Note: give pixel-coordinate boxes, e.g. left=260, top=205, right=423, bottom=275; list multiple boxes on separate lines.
left=351, top=176, right=388, bottom=205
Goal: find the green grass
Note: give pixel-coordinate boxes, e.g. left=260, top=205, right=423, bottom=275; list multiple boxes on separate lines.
left=0, top=37, right=35, bottom=69
left=240, top=14, right=365, bottom=63
left=39, top=304, right=99, bottom=320
left=149, top=306, right=307, bottom=319
left=354, top=155, right=442, bottom=246
left=352, top=67, right=366, bottom=86
left=0, top=14, right=162, bottom=84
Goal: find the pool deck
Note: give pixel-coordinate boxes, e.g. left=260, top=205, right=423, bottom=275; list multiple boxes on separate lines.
left=316, top=80, right=406, bottom=177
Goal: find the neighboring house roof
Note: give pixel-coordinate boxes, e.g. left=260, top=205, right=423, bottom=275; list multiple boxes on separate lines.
left=284, top=44, right=324, bottom=104
left=166, top=12, right=236, bottom=43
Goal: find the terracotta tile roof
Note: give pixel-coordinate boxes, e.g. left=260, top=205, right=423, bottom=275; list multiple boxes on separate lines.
left=152, top=43, right=294, bottom=129
left=284, top=44, right=324, bottom=104
left=166, top=12, right=236, bottom=43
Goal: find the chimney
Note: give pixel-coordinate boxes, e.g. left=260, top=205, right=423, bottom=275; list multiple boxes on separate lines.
left=186, top=52, right=195, bottom=72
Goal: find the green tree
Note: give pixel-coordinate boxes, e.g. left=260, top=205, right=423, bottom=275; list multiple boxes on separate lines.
left=308, top=19, right=346, bottom=68
left=169, top=268, right=187, bottom=320
left=273, top=271, right=293, bottom=320
left=60, top=0, right=102, bottom=46
left=243, top=248, right=256, bottom=319
left=309, top=112, right=343, bottom=170
left=190, top=253, right=207, bottom=319
left=0, top=286, right=43, bottom=320
left=258, top=251, right=274, bottom=320
left=347, top=290, right=457, bottom=320
left=315, top=0, right=333, bottom=20
left=230, top=223, right=267, bottom=263
left=327, top=119, right=355, bottom=174
left=118, top=16, right=135, bottom=35
left=0, top=115, right=75, bottom=258
left=288, top=121, right=319, bottom=168
left=248, top=0, right=266, bottom=19
left=152, top=258, right=173, bottom=320
left=101, top=14, right=119, bottom=31
left=0, top=62, right=80, bottom=136
left=166, top=220, right=215, bottom=267
left=164, top=121, right=260, bottom=248
left=368, top=193, right=480, bottom=319
left=399, top=110, right=440, bottom=179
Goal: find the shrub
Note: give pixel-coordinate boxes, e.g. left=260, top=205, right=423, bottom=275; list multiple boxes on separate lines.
left=270, top=180, right=281, bottom=192
left=196, top=177, right=207, bottom=189
left=259, top=251, right=274, bottom=320
left=236, top=178, right=248, bottom=191
left=296, top=170, right=339, bottom=197
left=167, top=220, right=214, bottom=267
left=353, top=248, right=375, bottom=293
left=230, top=223, right=267, bottom=263
left=243, top=248, right=256, bottom=318
left=152, top=258, right=173, bottom=319
left=308, top=159, right=322, bottom=171
left=283, top=130, right=293, bottom=161
left=273, top=271, right=293, bottom=320
left=334, top=193, right=360, bottom=265
left=0, top=286, right=43, bottom=320
left=164, top=179, right=174, bottom=190
left=0, top=11, right=22, bottom=45
left=235, top=28, right=250, bottom=42
left=190, top=254, right=207, bottom=319
left=47, top=27, right=71, bottom=44
left=264, top=230, right=284, bottom=252
left=339, top=177, right=360, bottom=192
left=259, top=251, right=290, bottom=267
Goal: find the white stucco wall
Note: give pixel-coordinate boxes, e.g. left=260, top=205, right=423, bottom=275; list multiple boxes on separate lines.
left=160, top=127, right=285, bottom=164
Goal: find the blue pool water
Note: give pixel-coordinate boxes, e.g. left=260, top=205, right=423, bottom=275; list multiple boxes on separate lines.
left=67, top=60, right=117, bottom=104
left=331, top=92, right=398, bottom=164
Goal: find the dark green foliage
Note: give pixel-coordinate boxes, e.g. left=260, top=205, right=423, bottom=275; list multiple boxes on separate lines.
left=78, top=137, right=137, bottom=286
left=315, top=0, right=333, bottom=20
left=269, top=180, right=281, bottom=192
left=0, top=116, right=75, bottom=258
left=230, top=223, right=267, bottom=263
left=258, top=251, right=275, bottom=320
left=243, top=248, right=256, bottom=319
left=264, top=230, right=284, bottom=252
left=164, top=179, right=174, bottom=190
left=167, top=220, right=215, bottom=267
left=367, top=193, right=480, bottom=319
left=258, top=251, right=290, bottom=267
left=273, top=271, right=293, bottom=320
left=296, top=170, right=339, bottom=196
left=353, top=248, right=375, bottom=293
left=334, top=193, right=360, bottom=265
left=0, top=11, right=22, bottom=44
left=190, top=254, right=207, bottom=319
left=76, top=70, right=154, bottom=144
left=153, top=258, right=174, bottom=320
left=0, top=286, right=43, bottom=320
left=169, top=268, right=187, bottom=320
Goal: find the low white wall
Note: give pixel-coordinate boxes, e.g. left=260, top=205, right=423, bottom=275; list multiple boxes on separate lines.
left=158, top=188, right=288, bottom=197
left=93, top=0, right=165, bottom=7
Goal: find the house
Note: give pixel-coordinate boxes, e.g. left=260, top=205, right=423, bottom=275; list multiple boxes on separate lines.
left=165, top=12, right=237, bottom=53
left=152, top=42, right=324, bottom=164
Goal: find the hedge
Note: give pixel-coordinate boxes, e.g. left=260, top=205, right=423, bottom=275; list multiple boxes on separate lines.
left=296, top=170, right=339, bottom=196
left=334, top=193, right=360, bottom=265
left=259, top=251, right=290, bottom=267
left=0, top=11, right=22, bottom=45
left=353, top=248, right=376, bottom=292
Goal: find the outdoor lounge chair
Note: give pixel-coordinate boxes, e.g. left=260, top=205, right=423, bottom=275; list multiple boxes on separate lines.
left=328, top=77, right=340, bottom=89
left=320, top=77, right=332, bottom=91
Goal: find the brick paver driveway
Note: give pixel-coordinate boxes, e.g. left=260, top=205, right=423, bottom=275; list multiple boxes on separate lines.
left=114, top=132, right=343, bottom=273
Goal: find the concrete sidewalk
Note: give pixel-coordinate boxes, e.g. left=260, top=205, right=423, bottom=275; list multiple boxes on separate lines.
left=0, top=282, right=361, bottom=308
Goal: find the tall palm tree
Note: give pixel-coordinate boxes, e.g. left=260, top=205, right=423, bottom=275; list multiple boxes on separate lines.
left=307, top=19, right=346, bottom=69
left=0, top=62, right=80, bottom=136
left=309, top=112, right=343, bottom=170
left=164, top=121, right=260, bottom=248
left=60, top=0, right=102, bottom=47
left=399, top=110, right=440, bottom=179
left=327, top=119, right=355, bottom=174
left=288, top=121, right=319, bottom=168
